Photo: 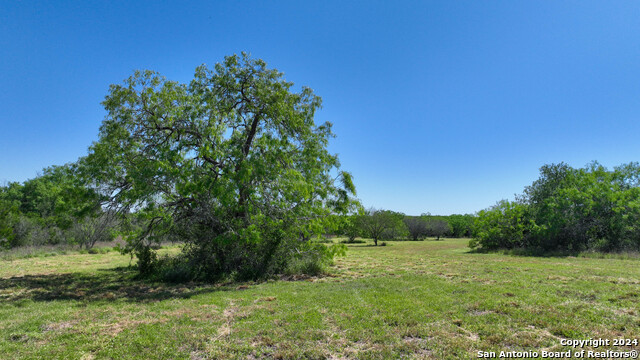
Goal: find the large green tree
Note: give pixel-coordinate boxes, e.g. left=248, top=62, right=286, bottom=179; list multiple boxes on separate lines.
left=83, top=53, right=355, bottom=279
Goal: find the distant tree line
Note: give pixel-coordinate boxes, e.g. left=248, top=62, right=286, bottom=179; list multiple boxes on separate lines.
left=333, top=209, right=475, bottom=245
left=471, top=162, right=640, bottom=252
left=0, top=165, right=116, bottom=249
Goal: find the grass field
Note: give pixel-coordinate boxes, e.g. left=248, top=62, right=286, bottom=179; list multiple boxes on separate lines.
left=1, top=239, right=639, bottom=359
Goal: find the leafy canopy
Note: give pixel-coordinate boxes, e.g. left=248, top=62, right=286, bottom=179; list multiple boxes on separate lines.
left=83, top=53, right=356, bottom=279
left=357, top=208, right=406, bottom=246
left=471, top=162, right=640, bottom=252
left=0, top=165, right=105, bottom=249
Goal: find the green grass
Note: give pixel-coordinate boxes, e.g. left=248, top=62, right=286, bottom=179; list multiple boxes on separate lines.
left=1, top=239, right=638, bottom=359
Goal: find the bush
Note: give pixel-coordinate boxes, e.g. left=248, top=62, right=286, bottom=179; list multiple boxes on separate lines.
left=136, top=245, right=158, bottom=276
left=340, top=239, right=366, bottom=244
left=153, top=256, right=195, bottom=283
left=358, top=209, right=407, bottom=246
left=11, top=216, right=54, bottom=247
left=470, top=200, right=538, bottom=250
left=87, top=247, right=112, bottom=254
left=143, top=242, right=346, bottom=282
left=471, top=162, right=640, bottom=252
left=425, top=219, right=451, bottom=241
left=447, top=214, right=475, bottom=238
left=68, top=213, right=118, bottom=249
left=285, top=256, right=325, bottom=276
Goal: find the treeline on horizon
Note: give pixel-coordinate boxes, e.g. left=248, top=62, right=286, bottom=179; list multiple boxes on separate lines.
left=331, top=210, right=474, bottom=246
left=0, top=167, right=474, bottom=250
left=3, top=161, right=640, bottom=254
left=0, top=164, right=123, bottom=250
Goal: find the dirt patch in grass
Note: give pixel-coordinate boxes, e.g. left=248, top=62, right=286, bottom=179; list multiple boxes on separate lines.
left=42, top=321, right=77, bottom=333
left=99, top=317, right=170, bottom=336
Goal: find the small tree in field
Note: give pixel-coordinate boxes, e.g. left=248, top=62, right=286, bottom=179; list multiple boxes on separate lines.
left=336, top=214, right=362, bottom=243
left=82, top=53, right=356, bottom=280
left=403, top=216, right=428, bottom=240
left=358, top=208, right=405, bottom=246
left=425, top=219, right=451, bottom=240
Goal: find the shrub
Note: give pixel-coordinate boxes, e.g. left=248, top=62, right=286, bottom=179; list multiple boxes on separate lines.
left=470, top=200, right=538, bottom=250
left=471, top=162, right=640, bottom=252
left=68, top=213, right=118, bottom=249
left=136, top=245, right=158, bottom=276
left=340, top=239, right=366, bottom=244
left=145, top=242, right=346, bottom=282
left=154, top=256, right=195, bottom=283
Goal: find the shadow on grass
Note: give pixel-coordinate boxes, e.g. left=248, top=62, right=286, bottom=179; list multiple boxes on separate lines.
left=0, top=267, right=232, bottom=304
left=465, top=247, right=581, bottom=258
left=465, top=247, right=640, bottom=260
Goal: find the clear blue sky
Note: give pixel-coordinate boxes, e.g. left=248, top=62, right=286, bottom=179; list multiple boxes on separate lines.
left=2, top=1, right=639, bottom=215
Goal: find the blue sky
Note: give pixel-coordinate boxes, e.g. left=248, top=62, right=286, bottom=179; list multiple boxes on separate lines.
left=1, top=1, right=639, bottom=215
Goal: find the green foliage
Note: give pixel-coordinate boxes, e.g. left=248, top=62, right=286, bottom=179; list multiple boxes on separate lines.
left=472, top=162, right=640, bottom=252
left=19, top=165, right=101, bottom=229
left=83, top=53, right=356, bottom=280
left=150, top=241, right=346, bottom=282
left=0, top=198, right=18, bottom=248
left=287, top=242, right=347, bottom=276
left=401, top=214, right=474, bottom=241
left=470, top=200, right=540, bottom=249
left=447, top=214, right=475, bottom=238
left=357, top=208, right=406, bottom=246
left=335, top=214, right=363, bottom=242
left=136, top=245, right=158, bottom=276
left=424, top=218, right=451, bottom=240
left=339, top=238, right=366, bottom=244
left=67, top=213, right=118, bottom=249
left=0, top=165, right=108, bottom=249
left=403, top=216, right=428, bottom=240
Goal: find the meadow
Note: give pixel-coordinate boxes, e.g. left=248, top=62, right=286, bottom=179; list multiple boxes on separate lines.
left=1, top=239, right=638, bottom=359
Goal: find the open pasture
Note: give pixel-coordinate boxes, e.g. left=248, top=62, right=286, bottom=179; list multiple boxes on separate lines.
left=1, top=239, right=638, bottom=359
